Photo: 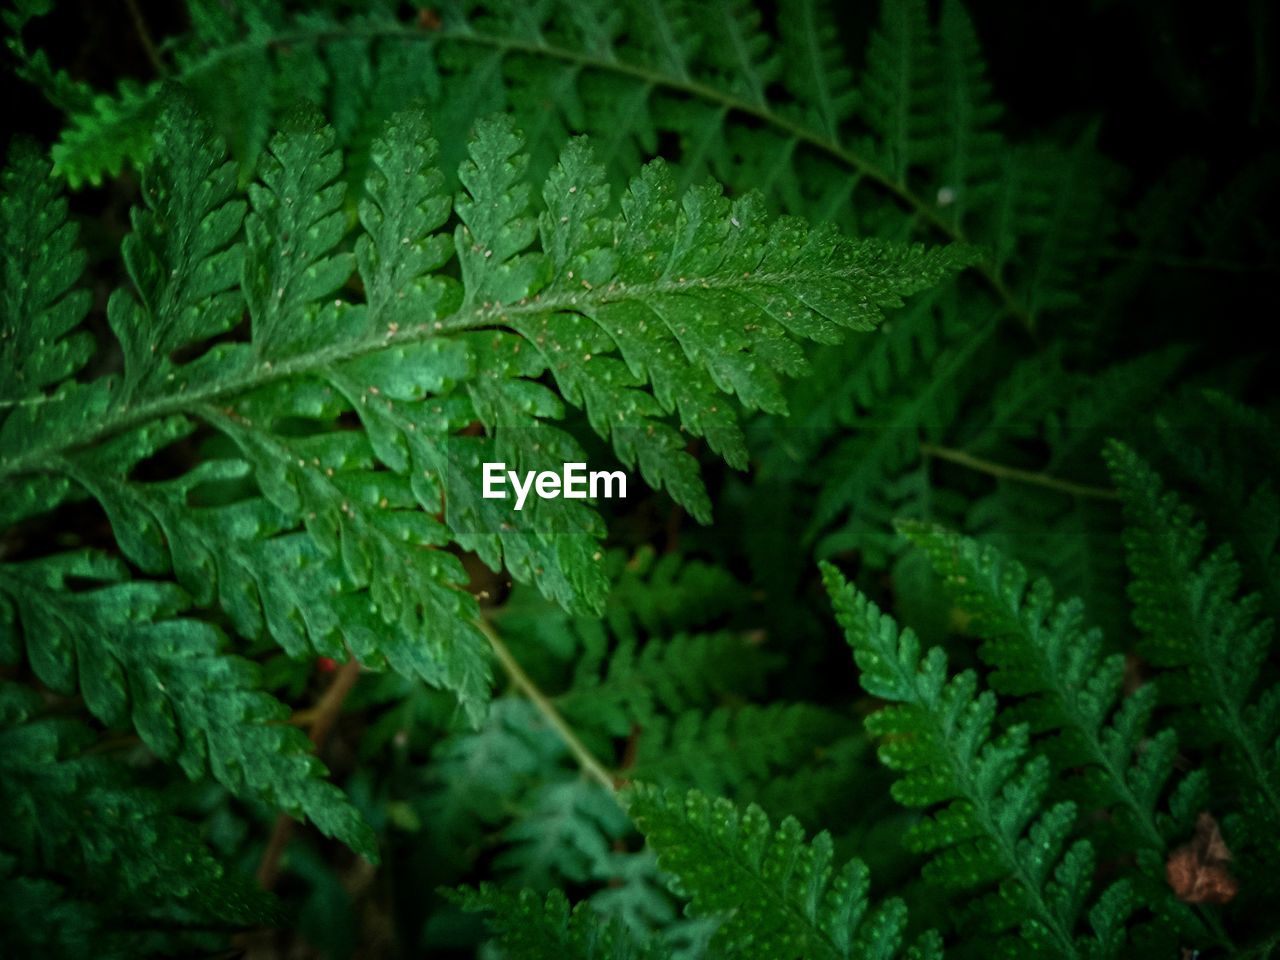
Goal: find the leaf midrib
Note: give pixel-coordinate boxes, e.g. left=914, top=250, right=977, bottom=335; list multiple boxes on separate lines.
left=0, top=268, right=856, bottom=481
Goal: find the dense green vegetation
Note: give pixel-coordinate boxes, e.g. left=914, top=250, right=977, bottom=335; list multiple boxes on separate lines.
left=1, top=1, right=1277, bottom=957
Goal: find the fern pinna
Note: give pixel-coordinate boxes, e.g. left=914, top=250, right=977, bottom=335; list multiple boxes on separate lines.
left=456, top=786, right=941, bottom=960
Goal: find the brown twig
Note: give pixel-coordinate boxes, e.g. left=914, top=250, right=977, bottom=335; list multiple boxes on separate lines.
left=255, top=656, right=362, bottom=891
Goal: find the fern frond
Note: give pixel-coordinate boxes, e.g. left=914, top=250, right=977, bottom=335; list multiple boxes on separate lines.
left=243, top=108, right=354, bottom=358
left=422, top=691, right=679, bottom=932
left=0, top=140, right=92, bottom=405
left=1157, top=392, right=1280, bottom=614
left=488, top=547, right=754, bottom=714
left=9, top=0, right=1109, bottom=333
left=627, top=702, right=876, bottom=829
left=895, top=521, right=1217, bottom=943
left=822, top=562, right=1135, bottom=958
left=706, top=0, right=778, bottom=110
left=0, top=550, right=375, bottom=856
left=627, top=702, right=855, bottom=802
left=933, top=0, right=1003, bottom=230
left=602, top=547, right=751, bottom=643
left=627, top=785, right=941, bottom=960
left=2, top=1, right=153, bottom=188
left=497, top=779, right=629, bottom=889
left=107, top=98, right=247, bottom=402
left=452, top=884, right=670, bottom=960
left=779, top=0, right=858, bottom=140
left=420, top=697, right=564, bottom=857
left=559, top=632, right=778, bottom=738
left=1106, top=441, right=1280, bottom=859
left=0, top=684, right=279, bottom=941
left=991, top=132, right=1117, bottom=318
left=3, top=99, right=963, bottom=728
left=898, top=522, right=1174, bottom=827
left=861, top=0, right=940, bottom=185
left=800, top=292, right=995, bottom=562
left=960, top=347, right=1185, bottom=633
left=54, top=81, right=164, bottom=188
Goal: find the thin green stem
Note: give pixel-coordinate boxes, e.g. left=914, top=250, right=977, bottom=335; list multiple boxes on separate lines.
left=921, top=443, right=1121, bottom=500
left=478, top=617, right=617, bottom=793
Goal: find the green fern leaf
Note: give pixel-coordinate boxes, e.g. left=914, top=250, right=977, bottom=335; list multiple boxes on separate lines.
left=559, top=631, right=778, bottom=738
left=822, top=561, right=1134, bottom=958
left=108, top=97, right=247, bottom=401
left=780, top=0, right=858, bottom=140
left=963, top=347, right=1186, bottom=635
left=451, top=884, right=671, bottom=960
left=1, top=100, right=966, bottom=887
left=0, top=685, right=279, bottom=936
left=0, top=550, right=375, bottom=857
left=12, top=0, right=1077, bottom=326
left=993, top=132, right=1117, bottom=319
left=803, top=291, right=996, bottom=562
left=934, top=0, right=1003, bottom=229
left=862, top=0, right=940, bottom=185
left=706, top=0, right=779, bottom=109
left=897, top=522, right=1176, bottom=833
left=628, top=702, right=855, bottom=802
left=421, top=697, right=564, bottom=858
left=0, top=142, right=96, bottom=532
left=896, top=520, right=1211, bottom=941
left=496, top=779, right=629, bottom=889
left=244, top=106, right=354, bottom=357
left=601, top=547, right=751, bottom=643
left=627, top=784, right=940, bottom=960
left=1106, top=440, right=1280, bottom=858
left=0, top=141, right=92, bottom=402
left=1157, top=393, right=1280, bottom=615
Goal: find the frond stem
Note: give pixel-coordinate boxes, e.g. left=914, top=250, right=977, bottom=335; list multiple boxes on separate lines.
left=0, top=271, right=839, bottom=481
left=921, top=443, right=1121, bottom=500
left=478, top=616, right=617, bottom=793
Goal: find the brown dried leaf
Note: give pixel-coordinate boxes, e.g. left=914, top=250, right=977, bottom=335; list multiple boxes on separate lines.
left=1166, top=812, right=1239, bottom=905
